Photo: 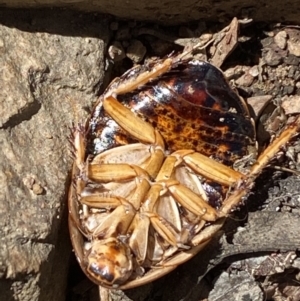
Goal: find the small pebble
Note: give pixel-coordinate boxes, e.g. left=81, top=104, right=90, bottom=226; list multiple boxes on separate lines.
left=288, top=39, right=300, bottom=57
left=282, top=95, right=300, bottom=114
left=286, top=28, right=300, bottom=57
left=284, top=54, right=300, bottom=65
left=274, top=30, right=287, bottom=49
left=282, top=85, right=295, bottom=95
left=235, top=72, right=254, bottom=87
left=126, top=40, right=147, bottom=63
left=264, top=49, right=282, bottom=66
left=32, top=183, right=44, bottom=195
left=108, top=41, right=126, bottom=62
left=248, top=65, right=259, bottom=77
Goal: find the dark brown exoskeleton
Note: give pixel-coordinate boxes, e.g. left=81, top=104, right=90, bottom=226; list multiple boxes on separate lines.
left=69, top=48, right=300, bottom=289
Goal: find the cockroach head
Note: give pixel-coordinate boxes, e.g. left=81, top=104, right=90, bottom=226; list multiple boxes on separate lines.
left=86, top=237, right=133, bottom=287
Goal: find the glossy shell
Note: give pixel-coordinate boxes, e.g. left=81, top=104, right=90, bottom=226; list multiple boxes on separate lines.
left=68, top=57, right=264, bottom=290
left=88, top=61, right=255, bottom=165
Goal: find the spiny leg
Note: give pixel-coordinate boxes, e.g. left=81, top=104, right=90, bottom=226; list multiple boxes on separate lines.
left=85, top=163, right=151, bottom=211
left=220, top=118, right=300, bottom=215
left=71, top=124, right=86, bottom=171
left=108, top=58, right=174, bottom=95
left=104, top=38, right=214, bottom=97
left=133, top=153, right=223, bottom=253
left=102, top=96, right=165, bottom=178
left=171, top=149, right=244, bottom=186
left=146, top=150, right=243, bottom=221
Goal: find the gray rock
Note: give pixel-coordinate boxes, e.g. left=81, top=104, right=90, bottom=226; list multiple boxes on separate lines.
left=208, top=271, right=263, bottom=301
left=0, top=10, right=110, bottom=301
